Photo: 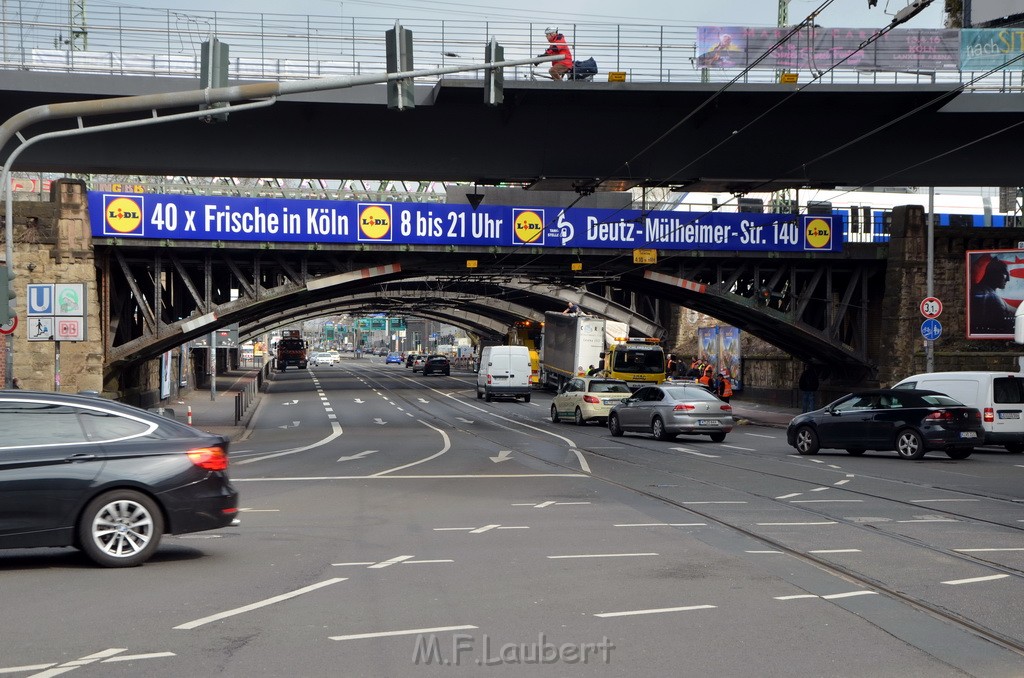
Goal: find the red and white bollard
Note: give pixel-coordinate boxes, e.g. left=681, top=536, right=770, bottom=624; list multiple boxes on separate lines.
left=187, top=405, right=193, bottom=426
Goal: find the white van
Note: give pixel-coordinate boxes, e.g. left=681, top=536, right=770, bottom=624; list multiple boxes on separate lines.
left=893, top=371, right=1024, bottom=453
left=476, top=346, right=532, bottom=403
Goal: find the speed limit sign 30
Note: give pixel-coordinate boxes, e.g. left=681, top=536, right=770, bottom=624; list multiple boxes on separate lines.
left=920, top=297, right=943, bottom=319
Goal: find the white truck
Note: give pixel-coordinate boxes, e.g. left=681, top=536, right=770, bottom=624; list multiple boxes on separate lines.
left=540, top=312, right=667, bottom=391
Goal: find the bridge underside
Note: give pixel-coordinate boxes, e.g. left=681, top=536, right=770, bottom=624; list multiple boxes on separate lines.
left=98, top=241, right=885, bottom=388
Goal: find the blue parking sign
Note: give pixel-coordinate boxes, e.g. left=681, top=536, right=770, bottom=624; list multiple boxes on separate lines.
left=921, top=318, right=942, bottom=341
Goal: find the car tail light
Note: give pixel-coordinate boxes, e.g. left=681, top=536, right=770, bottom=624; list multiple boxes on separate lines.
left=720, top=404, right=733, bottom=412
left=984, top=407, right=995, bottom=423
left=584, top=395, right=601, bottom=404
left=972, top=410, right=982, bottom=421
left=487, top=375, right=493, bottom=384
left=925, top=410, right=954, bottom=423
left=188, top=446, right=229, bottom=471
left=674, top=404, right=695, bottom=411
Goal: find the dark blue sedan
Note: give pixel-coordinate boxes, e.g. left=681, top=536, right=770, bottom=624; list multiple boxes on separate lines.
left=787, top=388, right=983, bottom=460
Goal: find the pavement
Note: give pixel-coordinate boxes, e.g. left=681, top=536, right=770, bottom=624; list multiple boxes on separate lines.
left=168, top=367, right=801, bottom=442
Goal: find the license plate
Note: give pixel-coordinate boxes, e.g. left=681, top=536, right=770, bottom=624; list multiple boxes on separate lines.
left=999, top=412, right=1020, bottom=419
left=697, top=419, right=720, bottom=427
left=959, top=431, right=978, bottom=438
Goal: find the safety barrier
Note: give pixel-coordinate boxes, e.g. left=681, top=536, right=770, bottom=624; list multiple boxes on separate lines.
left=234, top=361, right=271, bottom=425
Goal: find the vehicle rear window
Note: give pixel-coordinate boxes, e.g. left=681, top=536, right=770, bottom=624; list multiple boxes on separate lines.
left=993, top=377, right=1024, bottom=404
left=590, top=381, right=631, bottom=394
left=664, top=387, right=718, bottom=401
left=920, top=394, right=967, bottom=407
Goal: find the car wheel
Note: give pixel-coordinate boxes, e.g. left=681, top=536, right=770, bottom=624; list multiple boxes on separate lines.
left=574, top=407, right=586, bottom=426
left=709, top=432, right=726, bottom=443
left=895, top=429, right=926, bottom=459
left=946, top=448, right=973, bottom=459
left=609, top=413, right=624, bottom=437
left=846, top=448, right=866, bottom=456
left=78, top=490, right=163, bottom=568
left=1006, top=443, right=1024, bottom=454
left=550, top=405, right=560, bottom=423
left=477, top=390, right=483, bottom=400
left=524, top=393, right=531, bottom=403
left=485, top=392, right=493, bottom=402
left=794, top=425, right=820, bottom=455
left=652, top=417, right=675, bottom=441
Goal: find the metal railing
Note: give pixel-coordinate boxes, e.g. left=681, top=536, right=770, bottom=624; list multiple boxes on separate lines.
left=234, top=360, right=270, bottom=425
left=0, top=3, right=1020, bottom=88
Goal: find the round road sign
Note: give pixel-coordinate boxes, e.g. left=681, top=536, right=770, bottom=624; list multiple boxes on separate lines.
left=920, top=296, right=943, bottom=319
left=0, top=314, right=16, bottom=335
left=921, top=318, right=942, bottom=341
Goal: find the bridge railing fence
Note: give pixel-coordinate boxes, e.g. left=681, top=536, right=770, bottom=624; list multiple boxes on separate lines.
left=0, top=4, right=1018, bottom=88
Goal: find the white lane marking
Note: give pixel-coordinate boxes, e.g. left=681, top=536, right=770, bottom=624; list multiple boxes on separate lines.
left=809, top=549, right=861, bottom=554
left=373, top=418, right=388, bottom=425
left=332, top=562, right=376, bottom=567
left=614, top=523, right=706, bottom=527
left=418, top=398, right=429, bottom=403
left=810, top=487, right=830, bottom=492
left=238, top=508, right=280, bottom=512
left=235, top=422, right=343, bottom=465
left=791, top=500, right=864, bottom=503
left=681, top=501, right=746, bottom=505
left=404, top=559, right=455, bottom=564
left=910, top=499, right=980, bottom=503
left=807, top=459, right=825, bottom=464
left=368, top=555, right=415, bottom=569
left=775, top=594, right=819, bottom=600
left=102, top=653, right=176, bottom=663
left=954, top=548, right=1024, bottom=552
left=234, top=474, right=587, bottom=481
left=1, top=663, right=58, bottom=674
left=174, top=578, right=346, bottom=630
left=671, top=447, right=719, bottom=458
left=490, top=450, right=514, bottom=463
left=511, top=501, right=592, bottom=508
left=470, top=524, right=500, bottom=534
left=897, top=518, right=958, bottom=523
left=834, top=480, right=850, bottom=486
left=547, top=553, right=658, bottom=559
left=354, top=398, right=364, bottom=404
left=941, top=574, right=1010, bottom=585
left=827, top=465, right=843, bottom=469
left=776, top=493, right=801, bottom=500
left=594, top=605, right=715, bottom=618
left=776, top=591, right=877, bottom=601
left=372, top=420, right=449, bottom=476
left=744, top=433, right=775, bottom=438
left=455, top=417, right=475, bottom=424
left=328, top=414, right=337, bottom=420
left=757, top=522, right=837, bottom=526
left=746, top=550, right=783, bottom=554
left=721, top=444, right=754, bottom=451
left=337, top=450, right=378, bottom=462
left=331, top=625, right=477, bottom=641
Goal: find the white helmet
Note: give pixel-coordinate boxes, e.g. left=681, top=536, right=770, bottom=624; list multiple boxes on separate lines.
left=545, top=27, right=558, bottom=35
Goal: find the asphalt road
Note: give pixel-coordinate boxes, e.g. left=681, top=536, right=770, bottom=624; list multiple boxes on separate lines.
left=2, top=361, right=1023, bottom=677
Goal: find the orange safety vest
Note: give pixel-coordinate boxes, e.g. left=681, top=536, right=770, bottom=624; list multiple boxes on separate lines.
left=719, top=377, right=733, bottom=398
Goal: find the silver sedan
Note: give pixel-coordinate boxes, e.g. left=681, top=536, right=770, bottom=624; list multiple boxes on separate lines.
left=608, top=384, right=734, bottom=442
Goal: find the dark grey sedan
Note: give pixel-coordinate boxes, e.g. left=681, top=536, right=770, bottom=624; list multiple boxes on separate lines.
left=608, top=384, right=734, bottom=442
left=786, top=389, right=983, bottom=459
left=0, top=390, right=238, bottom=567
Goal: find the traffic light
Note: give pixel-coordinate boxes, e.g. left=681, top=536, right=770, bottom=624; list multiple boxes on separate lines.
left=0, top=265, right=14, bottom=325
left=484, top=39, right=504, bottom=106
left=386, top=24, right=414, bottom=111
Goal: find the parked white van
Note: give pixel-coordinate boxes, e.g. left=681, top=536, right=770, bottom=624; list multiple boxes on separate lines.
left=893, top=371, right=1024, bottom=453
left=476, top=346, right=532, bottom=403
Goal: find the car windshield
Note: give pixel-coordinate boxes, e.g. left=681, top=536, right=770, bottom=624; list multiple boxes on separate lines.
left=612, top=349, right=665, bottom=374
left=589, top=381, right=631, bottom=394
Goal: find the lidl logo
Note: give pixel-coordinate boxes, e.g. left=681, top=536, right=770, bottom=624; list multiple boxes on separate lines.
left=512, top=209, right=544, bottom=245
left=803, top=216, right=833, bottom=251
left=358, top=204, right=392, bottom=241
left=103, top=195, right=144, bottom=236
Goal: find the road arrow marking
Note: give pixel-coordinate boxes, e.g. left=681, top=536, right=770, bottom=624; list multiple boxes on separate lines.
left=337, top=450, right=378, bottom=462
left=278, top=421, right=301, bottom=429
left=354, top=398, right=365, bottom=404
left=282, top=399, right=299, bottom=405
left=490, top=450, right=513, bottom=463
left=418, top=398, right=429, bottom=403
left=373, top=418, right=387, bottom=425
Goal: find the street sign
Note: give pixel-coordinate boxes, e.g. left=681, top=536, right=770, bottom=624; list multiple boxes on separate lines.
left=920, top=296, right=943, bottom=319
left=0, top=314, right=16, bottom=334
left=921, top=318, right=942, bottom=341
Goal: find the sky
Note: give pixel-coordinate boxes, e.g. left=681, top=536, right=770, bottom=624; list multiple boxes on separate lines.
left=77, top=0, right=949, bottom=30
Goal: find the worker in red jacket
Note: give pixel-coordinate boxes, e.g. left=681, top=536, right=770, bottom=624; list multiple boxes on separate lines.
left=541, top=27, right=573, bottom=81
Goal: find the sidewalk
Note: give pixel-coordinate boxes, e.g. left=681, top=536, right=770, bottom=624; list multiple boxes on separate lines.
left=166, top=368, right=801, bottom=440
left=168, top=368, right=264, bottom=441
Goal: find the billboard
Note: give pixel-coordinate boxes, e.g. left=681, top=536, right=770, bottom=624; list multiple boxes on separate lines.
left=965, top=249, right=1024, bottom=339
left=966, top=0, right=1024, bottom=26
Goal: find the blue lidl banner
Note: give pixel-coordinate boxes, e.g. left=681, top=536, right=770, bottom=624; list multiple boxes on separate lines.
left=88, top=192, right=842, bottom=253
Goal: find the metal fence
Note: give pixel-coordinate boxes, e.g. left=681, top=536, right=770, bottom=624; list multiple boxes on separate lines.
left=0, top=2, right=1019, bottom=88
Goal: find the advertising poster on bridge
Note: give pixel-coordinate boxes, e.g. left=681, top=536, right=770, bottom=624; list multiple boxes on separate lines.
left=966, top=249, right=1024, bottom=340
left=87, top=192, right=842, bottom=254
left=696, top=325, right=743, bottom=391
